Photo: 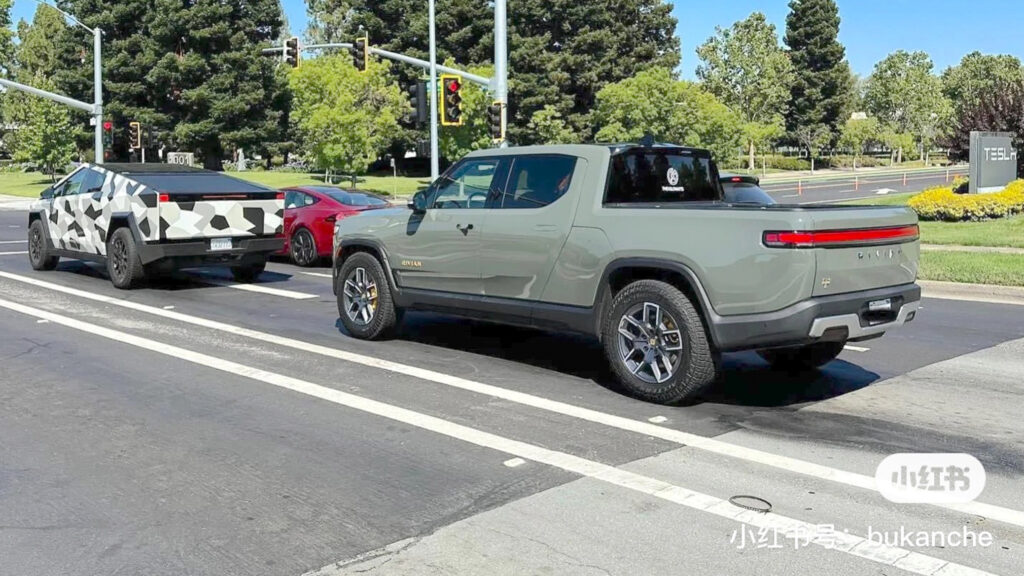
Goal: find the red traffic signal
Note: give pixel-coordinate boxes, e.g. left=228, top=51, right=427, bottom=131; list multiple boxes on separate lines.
left=102, top=121, right=112, bottom=130
left=440, top=74, right=463, bottom=127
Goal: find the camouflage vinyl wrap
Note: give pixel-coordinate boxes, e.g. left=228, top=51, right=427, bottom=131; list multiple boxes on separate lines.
left=31, top=164, right=283, bottom=257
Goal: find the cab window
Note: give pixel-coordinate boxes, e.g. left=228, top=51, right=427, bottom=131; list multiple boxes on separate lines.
left=80, top=169, right=106, bottom=195
left=605, top=150, right=721, bottom=204
left=429, top=159, right=504, bottom=209
left=56, top=169, right=90, bottom=196
left=497, top=155, right=576, bottom=209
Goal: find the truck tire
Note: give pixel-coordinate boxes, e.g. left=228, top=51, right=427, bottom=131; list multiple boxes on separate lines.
left=28, top=219, right=59, bottom=271
left=602, top=280, right=718, bottom=405
left=231, top=260, right=266, bottom=283
left=106, top=227, right=145, bottom=289
left=337, top=252, right=400, bottom=340
left=758, top=341, right=846, bottom=371
left=290, top=228, right=318, bottom=267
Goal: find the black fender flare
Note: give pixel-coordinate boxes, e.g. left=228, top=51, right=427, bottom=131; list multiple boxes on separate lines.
left=595, top=257, right=723, bottom=347
left=334, top=238, right=401, bottom=298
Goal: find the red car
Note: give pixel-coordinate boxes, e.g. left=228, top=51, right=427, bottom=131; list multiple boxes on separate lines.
left=280, top=186, right=391, bottom=266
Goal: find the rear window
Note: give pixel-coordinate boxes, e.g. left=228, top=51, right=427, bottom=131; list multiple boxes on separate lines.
left=323, top=190, right=389, bottom=207
left=605, top=151, right=721, bottom=204
left=130, top=173, right=271, bottom=194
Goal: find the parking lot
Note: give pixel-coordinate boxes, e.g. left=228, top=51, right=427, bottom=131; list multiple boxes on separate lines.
left=1, top=206, right=1023, bottom=576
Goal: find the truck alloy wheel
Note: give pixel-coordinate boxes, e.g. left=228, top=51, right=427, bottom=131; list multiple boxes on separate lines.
left=342, top=267, right=379, bottom=326
left=291, top=229, right=317, bottom=266
left=616, top=302, right=683, bottom=384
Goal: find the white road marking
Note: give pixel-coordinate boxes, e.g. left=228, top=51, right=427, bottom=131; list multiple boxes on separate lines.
left=163, top=305, right=175, bottom=310
left=0, top=251, right=28, bottom=256
left=782, top=194, right=800, bottom=198
left=201, top=278, right=318, bottom=300
left=648, top=416, right=668, bottom=424
left=874, top=188, right=897, bottom=195
left=300, top=271, right=334, bottom=279
left=503, top=458, right=526, bottom=468
left=0, top=296, right=998, bottom=576
left=2, top=270, right=1023, bottom=530
left=843, top=345, right=870, bottom=352
left=36, top=319, right=49, bottom=324
left=0, top=240, right=25, bottom=244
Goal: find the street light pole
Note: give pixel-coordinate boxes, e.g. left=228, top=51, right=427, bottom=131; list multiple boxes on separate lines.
left=93, top=27, right=103, bottom=164
left=428, top=0, right=439, bottom=181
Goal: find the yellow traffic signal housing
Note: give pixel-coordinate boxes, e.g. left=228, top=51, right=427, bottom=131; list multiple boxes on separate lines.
left=128, top=121, right=141, bottom=150
left=440, top=74, right=463, bottom=126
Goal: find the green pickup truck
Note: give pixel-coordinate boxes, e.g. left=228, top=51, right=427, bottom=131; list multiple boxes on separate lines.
left=331, top=144, right=921, bottom=404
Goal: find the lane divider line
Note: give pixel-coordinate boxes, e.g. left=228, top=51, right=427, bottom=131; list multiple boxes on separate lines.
left=200, top=278, right=318, bottom=300
left=843, top=345, right=870, bottom=352
left=0, top=295, right=998, bottom=576
left=300, top=271, right=334, bottom=279
left=0, top=240, right=26, bottom=244
left=2, top=270, right=1023, bottom=530
left=0, top=251, right=28, bottom=256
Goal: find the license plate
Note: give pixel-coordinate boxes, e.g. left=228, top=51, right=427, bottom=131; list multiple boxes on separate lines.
left=210, top=238, right=233, bottom=251
left=868, top=298, right=893, bottom=312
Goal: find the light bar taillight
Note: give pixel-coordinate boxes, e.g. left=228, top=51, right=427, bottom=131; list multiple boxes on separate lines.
left=763, top=225, right=919, bottom=248
left=276, top=192, right=285, bottom=200
left=158, top=193, right=170, bottom=203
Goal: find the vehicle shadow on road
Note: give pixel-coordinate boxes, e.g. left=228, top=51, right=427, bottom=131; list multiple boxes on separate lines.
left=384, top=312, right=881, bottom=409
left=54, top=261, right=296, bottom=291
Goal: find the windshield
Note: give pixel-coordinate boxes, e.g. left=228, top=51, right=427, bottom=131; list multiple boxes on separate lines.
left=605, top=150, right=721, bottom=204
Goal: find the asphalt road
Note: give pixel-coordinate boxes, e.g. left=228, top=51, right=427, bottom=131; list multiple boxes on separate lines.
left=1, top=207, right=1023, bottom=576
left=761, top=167, right=970, bottom=204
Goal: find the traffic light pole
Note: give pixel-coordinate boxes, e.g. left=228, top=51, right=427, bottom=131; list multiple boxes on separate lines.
left=494, top=0, right=508, bottom=148
left=93, top=27, right=103, bottom=164
left=428, top=0, right=439, bottom=181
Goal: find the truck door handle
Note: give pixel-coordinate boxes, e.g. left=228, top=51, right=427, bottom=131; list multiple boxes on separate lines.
left=534, top=224, right=558, bottom=232
left=456, top=223, right=474, bottom=235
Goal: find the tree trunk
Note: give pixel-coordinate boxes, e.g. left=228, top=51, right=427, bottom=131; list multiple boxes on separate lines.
left=897, top=146, right=903, bottom=164
left=748, top=140, right=755, bottom=172
left=202, top=141, right=224, bottom=171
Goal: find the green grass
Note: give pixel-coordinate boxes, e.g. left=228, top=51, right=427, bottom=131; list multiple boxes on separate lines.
left=920, top=251, right=1024, bottom=286
left=844, top=193, right=914, bottom=206
left=919, top=216, right=1024, bottom=249
left=0, top=172, right=60, bottom=198
left=231, top=171, right=430, bottom=198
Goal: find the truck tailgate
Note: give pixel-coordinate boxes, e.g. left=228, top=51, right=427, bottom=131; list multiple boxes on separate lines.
left=158, top=192, right=284, bottom=241
left=807, top=207, right=919, bottom=297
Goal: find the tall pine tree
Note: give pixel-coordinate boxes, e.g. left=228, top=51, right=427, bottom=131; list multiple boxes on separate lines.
left=783, top=0, right=852, bottom=145
left=51, top=0, right=289, bottom=167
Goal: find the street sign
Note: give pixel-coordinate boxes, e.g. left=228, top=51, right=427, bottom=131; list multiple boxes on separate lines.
left=167, top=152, right=195, bottom=167
left=969, top=131, right=1018, bottom=193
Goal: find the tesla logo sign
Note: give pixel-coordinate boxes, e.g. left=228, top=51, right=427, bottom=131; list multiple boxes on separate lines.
left=983, top=147, right=1017, bottom=162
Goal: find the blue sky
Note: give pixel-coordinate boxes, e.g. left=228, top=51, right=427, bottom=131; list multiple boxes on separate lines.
left=11, top=0, right=1024, bottom=79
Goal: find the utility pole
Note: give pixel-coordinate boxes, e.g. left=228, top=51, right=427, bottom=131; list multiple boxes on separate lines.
left=428, top=0, right=440, bottom=181
left=494, top=0, right=508, bottom=148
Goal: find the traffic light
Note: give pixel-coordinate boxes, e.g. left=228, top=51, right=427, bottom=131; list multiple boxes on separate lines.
left=285, top=36, right=300, bottom=68
left=128, top=121, right=141, bottom=150
left=487, top=101, right=505, bottom=141
left=102, top=121, right=113, bottom=148
left=440, top=74, right=463, bottom=126
left=408, top=81, right=427, bottom=126
left=351, top=36, right=368, bottom=72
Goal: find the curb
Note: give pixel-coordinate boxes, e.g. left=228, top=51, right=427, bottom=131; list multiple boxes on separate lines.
left=919, top=280, right=1024, bottom=306
left=921, top=244, right=1024, bottom=255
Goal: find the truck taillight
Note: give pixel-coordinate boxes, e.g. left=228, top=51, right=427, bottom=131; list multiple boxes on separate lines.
left=158, top=194, right=170, bottom=203
left=763, top=225, right=919, bottom=248
left=276, top=192, right=285, bottom=200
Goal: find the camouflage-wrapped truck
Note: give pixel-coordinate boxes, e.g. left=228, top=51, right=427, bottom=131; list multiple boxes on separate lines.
left=27, top=163, right=284, bottom=289
left=331, top=144, right=922, bottom=404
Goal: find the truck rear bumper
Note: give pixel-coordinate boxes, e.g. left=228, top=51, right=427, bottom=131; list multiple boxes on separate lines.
left=710, top=283, right=920, bottom=352
left=138, top=236, right=284, bottom=266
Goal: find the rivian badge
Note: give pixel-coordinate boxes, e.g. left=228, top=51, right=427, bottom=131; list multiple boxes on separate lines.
left=821, top=277, right=832, bottom=289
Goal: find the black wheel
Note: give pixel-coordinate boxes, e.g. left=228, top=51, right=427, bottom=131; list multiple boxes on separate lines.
left=602, top=280, right=718, bottom=404
left=231, top=260, right=266, bottom=283
left=290, top=228, right=318, bottom=267
left=27, top=219, right=58, bottom=271
left=337, top=252, right=400, bottom=340
left=106, top=227, right=145, bottom=289
left=758, top=341, right=846, bottom=371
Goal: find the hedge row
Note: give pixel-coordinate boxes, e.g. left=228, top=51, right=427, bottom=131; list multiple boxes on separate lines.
left=908, top=180, right=1024, bottom=221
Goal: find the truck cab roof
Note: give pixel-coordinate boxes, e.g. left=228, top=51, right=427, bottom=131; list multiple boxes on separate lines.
left=462, top=143, right=713, bottom=160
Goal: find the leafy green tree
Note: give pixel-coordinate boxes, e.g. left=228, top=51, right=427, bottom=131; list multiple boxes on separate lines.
left=5, top=74, right=75, bottom=178
left=784, top=0, right=853, bottom=144
left=289, top=54, right=406, bottom=175
left=945, top=75, right=1024, bottom=174
left=593, top=68, right=743, bottom=163
left=793, top=124, right=830, bottom=171
left=696, top=12, right=793, bottom=170
left=528, top=105, right=579, bottom=144
left=13, top=4, right=66, bottom=78
left=839, top=116, right=880, bottom=169
left=864, top=51, right=950, bottom=164
left=879, top=128, right=916, bottom=164
left=942, top=52, right=1024, bottom=119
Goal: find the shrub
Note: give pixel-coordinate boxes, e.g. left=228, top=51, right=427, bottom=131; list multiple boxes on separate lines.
left=908, top=180, right=1024, bottom=221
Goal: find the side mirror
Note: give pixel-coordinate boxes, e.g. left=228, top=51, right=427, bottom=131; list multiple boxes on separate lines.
left=409, top=190, right=429, bottom=213
left=40, top=187, right=54, bottom=200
